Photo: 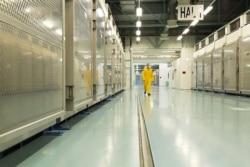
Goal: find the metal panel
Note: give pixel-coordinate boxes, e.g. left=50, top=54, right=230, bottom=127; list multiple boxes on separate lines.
left=96, top=1, right=106, bottom=97
left=115, top=43, right=121, bottom=92
left=105, top=10, right=115, bottom=95
left=239, top=37, right=250, bottom=94
left=224, top=43, right=238, bottom=92
left=0, top=0, right=63, bottom=151
left=214, top=37, right=226, bottom=50
left=242, top=24, right=250, bottom=38
left=203, top=53, right=212, bottom=89
left=192, top=58, right=197, bottom=89
left=105, top=37, right=113, bottom=95
left=74, top=0, right=93, bottom=103
left=0, top=0, right=62, bottom=47
left=196, top=48, right=205, bottom=89
left=65, top=0, right=93, bottom=112
left=212, top=49, right=223, bottom=90
left=196, top=56, right=203, bottom=89
left=227, top=29, right=241, bottom=44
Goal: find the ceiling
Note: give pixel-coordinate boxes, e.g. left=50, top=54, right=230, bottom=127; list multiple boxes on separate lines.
left=105, top=0, right=250, bottom=40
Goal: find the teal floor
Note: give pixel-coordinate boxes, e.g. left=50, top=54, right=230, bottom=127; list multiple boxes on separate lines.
left=0, top=91, right=140, bottom=167
left=1, top=87, right=250, bottom=167
left=141, top=87, right=250, bottom=167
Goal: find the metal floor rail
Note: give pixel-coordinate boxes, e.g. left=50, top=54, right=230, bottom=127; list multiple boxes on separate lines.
left=137, top=93, right=155, bottom=167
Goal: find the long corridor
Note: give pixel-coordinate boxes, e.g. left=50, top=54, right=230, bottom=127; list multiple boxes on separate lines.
left=1, top=87, right=250, bottom=167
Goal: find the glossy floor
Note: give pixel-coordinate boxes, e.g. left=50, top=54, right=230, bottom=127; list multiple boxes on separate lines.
left=141, top=87, right=250, bottom=167
left=0, top=91, right=140, bottom=167
left=1, top=87, right=250, bottom=167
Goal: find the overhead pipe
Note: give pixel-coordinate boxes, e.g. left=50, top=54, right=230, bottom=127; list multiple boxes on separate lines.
left=166, top=0, right=178, bottom=28
left=161, top=0, right=190, bottom=37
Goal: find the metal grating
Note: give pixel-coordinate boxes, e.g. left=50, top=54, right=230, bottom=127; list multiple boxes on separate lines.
left=96, top=2, right=105, bottom=96
left=0, top=0, right=63, bottom=47
left=0, top=0, right=63, bottom=134
left=74, top=0, right=93, bottom=103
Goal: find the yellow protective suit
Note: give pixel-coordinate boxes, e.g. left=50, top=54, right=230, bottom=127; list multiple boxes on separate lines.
left=142, top=66, right=154, bottom=95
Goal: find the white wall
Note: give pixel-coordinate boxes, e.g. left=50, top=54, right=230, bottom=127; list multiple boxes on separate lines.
left=124, top=36, right=195, bottom=89
left=131, top=36, right=182, bottom=49
left=159, top=63, right=171, bottom=86
left=170, top=37, right=195, bottom=90
left=124, top=47, right=131, bottom=89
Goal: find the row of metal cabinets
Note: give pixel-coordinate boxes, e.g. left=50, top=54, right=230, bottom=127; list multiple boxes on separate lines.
left=193, top=9, right=250, bottom=95
left=0, top=0, right=125, bottom=152
left=193, top=32, right=250, bottom=95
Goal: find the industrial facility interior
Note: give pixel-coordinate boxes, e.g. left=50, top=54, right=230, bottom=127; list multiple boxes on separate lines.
left=0, top=0, right=250, bottom=167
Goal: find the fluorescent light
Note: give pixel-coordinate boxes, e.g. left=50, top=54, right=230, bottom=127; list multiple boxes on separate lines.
left=136, top=20, right=142, bottom=27
left=136, top=7, right=142, bottom=17
left=190, top=20, right=199, bottom=26
left=183, top=28, right=190, bottom=34
left=136, top=37, right=141, bottom=41
left=203, top=6, right=213, bottom=15
left=177, top=35, right=182, bottom=40
left=136, top=30, right=141, bottom=36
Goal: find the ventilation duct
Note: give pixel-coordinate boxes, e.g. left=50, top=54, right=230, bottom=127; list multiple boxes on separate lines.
left=167, top=0, right=178, bottom=28
left=167, top=19, right=178, bottom=28
left=160, top=33, right=169, bottom=40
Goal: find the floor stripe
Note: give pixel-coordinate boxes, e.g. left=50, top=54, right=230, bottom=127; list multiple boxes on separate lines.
left=137, top=93, right=155, bottom=167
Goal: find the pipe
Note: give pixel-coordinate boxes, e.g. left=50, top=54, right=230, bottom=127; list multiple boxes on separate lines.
left=167, top=0, right=177, bottom=20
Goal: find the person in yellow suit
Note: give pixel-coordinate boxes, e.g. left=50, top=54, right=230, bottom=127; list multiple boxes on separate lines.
left=142, top=63, right=154, bottom=96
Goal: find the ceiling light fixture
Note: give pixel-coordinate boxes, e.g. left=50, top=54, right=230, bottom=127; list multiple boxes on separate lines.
left=135, top=0, right=142, bottom=42
left=183, top=28, right=190, bottom=34
left=136, top=29, right=141, bottom=36
left=203, top=6, right=213, bottom=15
left=204, top=0, right=216, bottom=16
left=177, top=35, right=182, bottom=40
left=136, top=7, right=142, bottom=17
left=190, top=20, right=199, bottom=26
left=136, top=20, right=142, bottom=27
